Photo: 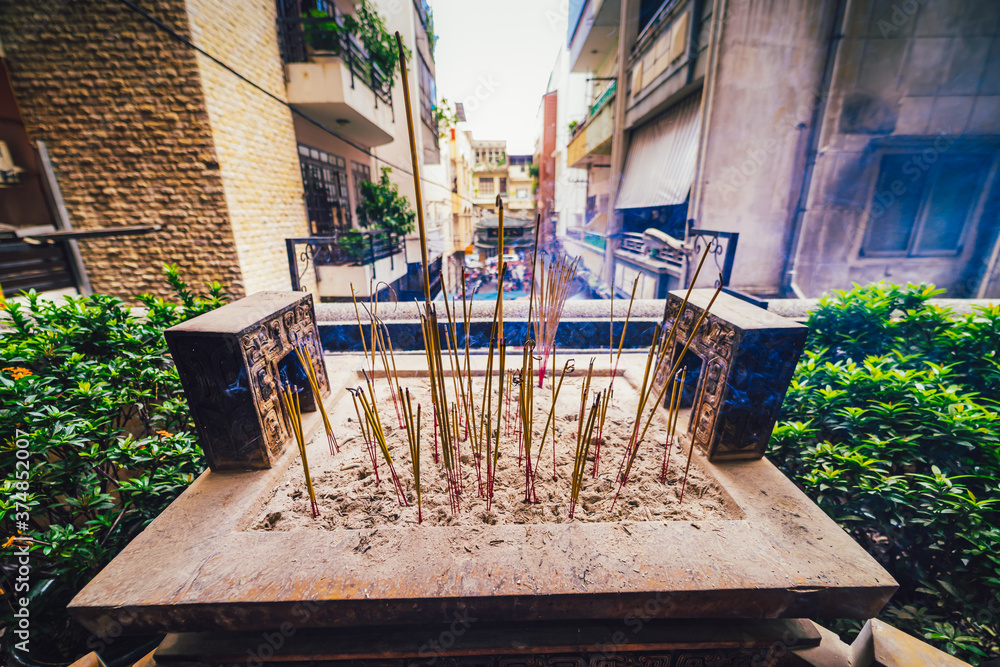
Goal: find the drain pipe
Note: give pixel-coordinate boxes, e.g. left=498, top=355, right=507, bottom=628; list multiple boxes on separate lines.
left=781, top=0, right=851, bottom=298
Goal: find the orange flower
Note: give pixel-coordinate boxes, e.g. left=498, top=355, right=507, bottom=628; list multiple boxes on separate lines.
left=2, top=536, right=16, bottom=549
left=155, top=430, right=173, bottom=438
left=2, top=367, right=32, bottom=381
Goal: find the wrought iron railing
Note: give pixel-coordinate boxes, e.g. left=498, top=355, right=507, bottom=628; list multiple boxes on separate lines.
left=620, top=232, right=645, bottom=254
left=276, top=1, right=393, bottom=109
left=616, top=229, right=740, bottom=287
left=285, top=231, right=404, bottom=291
left=564, top=226, right=613, bottom=251
left=590, top=79, right=616, bottom=116
left=619, top=231, right=684, bottom=265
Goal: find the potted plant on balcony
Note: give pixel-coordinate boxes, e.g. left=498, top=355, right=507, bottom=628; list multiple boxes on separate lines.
left=356, top=167, right=415, bottom=237
left=342, top=0, right=410, bottom=79
left=339, top=228, right=371, bottom=264
left=302, top=7, right=344, bottom=53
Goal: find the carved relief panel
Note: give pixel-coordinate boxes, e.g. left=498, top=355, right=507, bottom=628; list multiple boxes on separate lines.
left=166, top=292, right=329, bottom=471
left=659, top=291, right=807, bottom=461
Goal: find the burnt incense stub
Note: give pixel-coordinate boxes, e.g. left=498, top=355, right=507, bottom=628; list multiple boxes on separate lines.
left=660, top=289, right=807, bottom=461
left=165, top=291, right=329, bottom=471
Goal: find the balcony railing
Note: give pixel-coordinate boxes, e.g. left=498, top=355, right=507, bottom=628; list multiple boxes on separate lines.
left=564, top=226, right=613, bottom=251
left=616, top=230, right=740, bottom=287
left=590, top=79, right=616, bottom=116
left=276, top=1, right=393, bottom=108
left=618, top=231, right=685, bottom=265
left=286, top=231, right=404, bottom=291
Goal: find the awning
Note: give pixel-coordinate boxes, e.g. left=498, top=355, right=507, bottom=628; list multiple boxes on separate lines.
left=615, top=92, right=701, bottom=209
left=584, top=211, right=607, bottom=234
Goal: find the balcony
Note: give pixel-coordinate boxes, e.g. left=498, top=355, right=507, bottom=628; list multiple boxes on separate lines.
left=278, top=3, right=394, bottom=147
left=616, top=231, right=684, bottom=267
left=567, top=83, right=614, bottom=169
left=568, top=0, right=621, bottom=72
left=565, top=226, right=613, bottom=251
left=286, top=231, right=406, bottom=298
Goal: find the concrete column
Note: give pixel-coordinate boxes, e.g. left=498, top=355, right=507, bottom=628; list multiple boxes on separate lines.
left=604, top=0, right=633, bottom=289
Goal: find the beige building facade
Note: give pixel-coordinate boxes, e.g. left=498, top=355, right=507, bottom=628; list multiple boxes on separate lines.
left=0, top=0, right=445, bottom=301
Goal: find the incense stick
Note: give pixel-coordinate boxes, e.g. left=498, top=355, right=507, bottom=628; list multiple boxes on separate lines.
left=359, top=371, right=407, bottom=506
left=660, top=369, right=683, bottom=484
left=680, top=359, right=714, bottom=503
left=350, top=283, right=370, bottom=365
left=613, top=277, right=725, bottom=509
left=518, top=341, right=537, bottom=503
left=531, top=254, right=579, bottom=387
left=348, top=387, right=380, bottom=485
left=401, top=387, right=422, bottom=523
left=536, top=358, right=574, bottom=482
left=293, top=342, right=338, bottom=455
left=280, top=382, right=319, bottom=517
left=570, top=389, right=601, bottom=520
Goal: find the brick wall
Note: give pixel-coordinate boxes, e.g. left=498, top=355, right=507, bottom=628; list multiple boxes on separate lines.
left=185, top=0, right=311, bottom=293
left=0, top=0, right=245, bottom=299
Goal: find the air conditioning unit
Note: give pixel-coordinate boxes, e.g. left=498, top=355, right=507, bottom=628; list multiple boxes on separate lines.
left=0, top=141, right=25, bottom=186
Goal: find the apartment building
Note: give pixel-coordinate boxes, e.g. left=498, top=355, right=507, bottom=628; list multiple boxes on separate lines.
left=0, top=0, right=445, bottom=301
left=470, top=138, right=508, bottom=219
left=448, top=128, right=474, bottom=255
left=507, top=154, right=535, bottom=218
left=562, top=0, right=1000, bottom=299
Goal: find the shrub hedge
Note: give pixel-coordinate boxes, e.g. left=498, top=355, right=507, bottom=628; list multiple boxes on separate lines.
left=770, top=283, right=1000, bottom=664
left=0, top=267, right=224, bottom=663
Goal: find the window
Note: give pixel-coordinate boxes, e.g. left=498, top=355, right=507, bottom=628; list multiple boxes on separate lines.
left=638, top=0, right=668, bottom=35
left=351, top=161, right=372, bottom=225
left=418, top=52, right=436, bottom=132
left=298, top=144, right=350, bottom=235
left=861, top=152, right=994, bottom=257
left=479, top=177, right=494, bottom=195
left=499, top=177, right=508, bottom=195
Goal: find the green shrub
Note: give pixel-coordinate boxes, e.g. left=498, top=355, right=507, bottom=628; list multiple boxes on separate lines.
left=770, top=282, right=1000, bottom=664
left=355, top=166, right=415, bottom=236
left=342, top=0, right=409, bottom=79
left=0, top=266, right=226, bottom=663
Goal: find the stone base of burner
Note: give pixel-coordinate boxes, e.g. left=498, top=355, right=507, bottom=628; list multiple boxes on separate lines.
left=149, top=619, right=822, bottom=667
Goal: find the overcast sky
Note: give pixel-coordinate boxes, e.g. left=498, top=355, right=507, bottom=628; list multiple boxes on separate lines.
left=431, top=0, right=568, bottom=155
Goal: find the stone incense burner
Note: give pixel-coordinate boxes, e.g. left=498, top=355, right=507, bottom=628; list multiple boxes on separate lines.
left=68, top=291, right=896, bottom=666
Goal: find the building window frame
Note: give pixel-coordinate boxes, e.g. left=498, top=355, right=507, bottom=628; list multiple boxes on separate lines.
left=298, top=143, right=351, bottom=236
left=858, top=147, right=1000, bottom=260
left=418, top=51, right=437, bottom=134
left=479, top=177, right=495, bottom=195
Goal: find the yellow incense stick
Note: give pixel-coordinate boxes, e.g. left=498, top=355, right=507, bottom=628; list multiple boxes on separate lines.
left=280, top=384, right=318, bottom=517
left=294, top=343, right=337, bottom=454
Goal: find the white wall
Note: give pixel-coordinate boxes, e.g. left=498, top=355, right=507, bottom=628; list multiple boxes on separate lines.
left=545, top=45, right=589, bottom=238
